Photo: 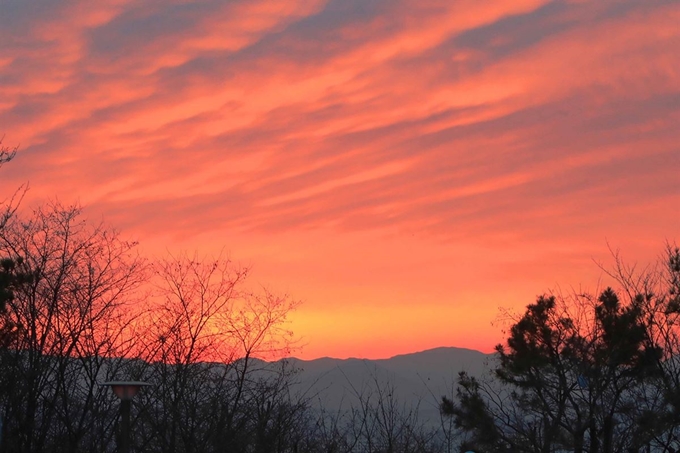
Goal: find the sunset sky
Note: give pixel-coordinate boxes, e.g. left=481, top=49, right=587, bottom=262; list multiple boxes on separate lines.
left=1, top=0, right=679, bottom=359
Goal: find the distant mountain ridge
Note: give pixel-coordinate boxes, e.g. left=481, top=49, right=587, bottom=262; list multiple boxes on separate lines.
left=280, top=347, right=494, bottom=425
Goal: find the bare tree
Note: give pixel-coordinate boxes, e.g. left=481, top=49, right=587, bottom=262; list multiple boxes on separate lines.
left=0, top=202, right=146, bottom=453
left=0, top=136, right=17, bottom=168
left=129, top=253, right=302, bottom=453
left=603, top=244, right=680, bottom=451
left=0, top=203, right=314, bottom=453
left=0, top=136, right=26, bottom=235
left=304, top=364, right=446, bottom=453
left=356, top=372, right=442, bottom=453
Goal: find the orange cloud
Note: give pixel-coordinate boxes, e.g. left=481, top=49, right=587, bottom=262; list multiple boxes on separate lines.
left=1, top=0, right=678, bottom=359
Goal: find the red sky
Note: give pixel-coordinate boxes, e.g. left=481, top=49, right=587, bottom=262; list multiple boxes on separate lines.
left=1, top=0, right=679, bottom=360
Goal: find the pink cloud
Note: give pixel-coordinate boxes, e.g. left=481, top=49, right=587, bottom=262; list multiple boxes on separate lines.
left=0, top=0, right=678, bottom=358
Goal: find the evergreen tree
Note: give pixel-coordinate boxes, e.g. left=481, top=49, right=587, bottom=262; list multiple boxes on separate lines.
left=443, top=247, right=680, bottom=453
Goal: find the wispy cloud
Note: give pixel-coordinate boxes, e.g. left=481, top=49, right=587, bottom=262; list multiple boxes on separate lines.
left=1, top=0, right=678, bottom=358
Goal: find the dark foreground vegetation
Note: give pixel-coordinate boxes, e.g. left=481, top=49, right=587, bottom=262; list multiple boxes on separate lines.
left=2, top=145, right=679, bottom=453
left=443, top=245, right=680, bottom=453
left=0, top=203, right=464, bottom=453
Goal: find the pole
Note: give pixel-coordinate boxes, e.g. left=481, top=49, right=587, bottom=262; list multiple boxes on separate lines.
left=120, top=399, right=131, bottom=453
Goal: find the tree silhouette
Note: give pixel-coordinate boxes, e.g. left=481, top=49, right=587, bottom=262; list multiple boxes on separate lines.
left=0, top=138, right=27, bottom=345
left=0, top=136, right=17, bottom=168
left=443, top=247, right=680, bottom=453
left=0, top=202, right=146, bottom=453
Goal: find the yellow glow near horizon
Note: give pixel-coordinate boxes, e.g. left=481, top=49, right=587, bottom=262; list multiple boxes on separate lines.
left=1, top=0, right=678, bottom=359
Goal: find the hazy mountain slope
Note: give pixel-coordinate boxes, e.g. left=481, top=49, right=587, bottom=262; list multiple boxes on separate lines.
left=283, top=347, right=493, bottom=424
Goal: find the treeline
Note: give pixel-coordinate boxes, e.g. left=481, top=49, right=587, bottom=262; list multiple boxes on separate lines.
left=3, top=144, right=680, bottom=452
left=6, top=203, right=678, bottom=453
left=0, top=203, right=458, bottom=453
left=443, top=244, right=680, bottom=453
